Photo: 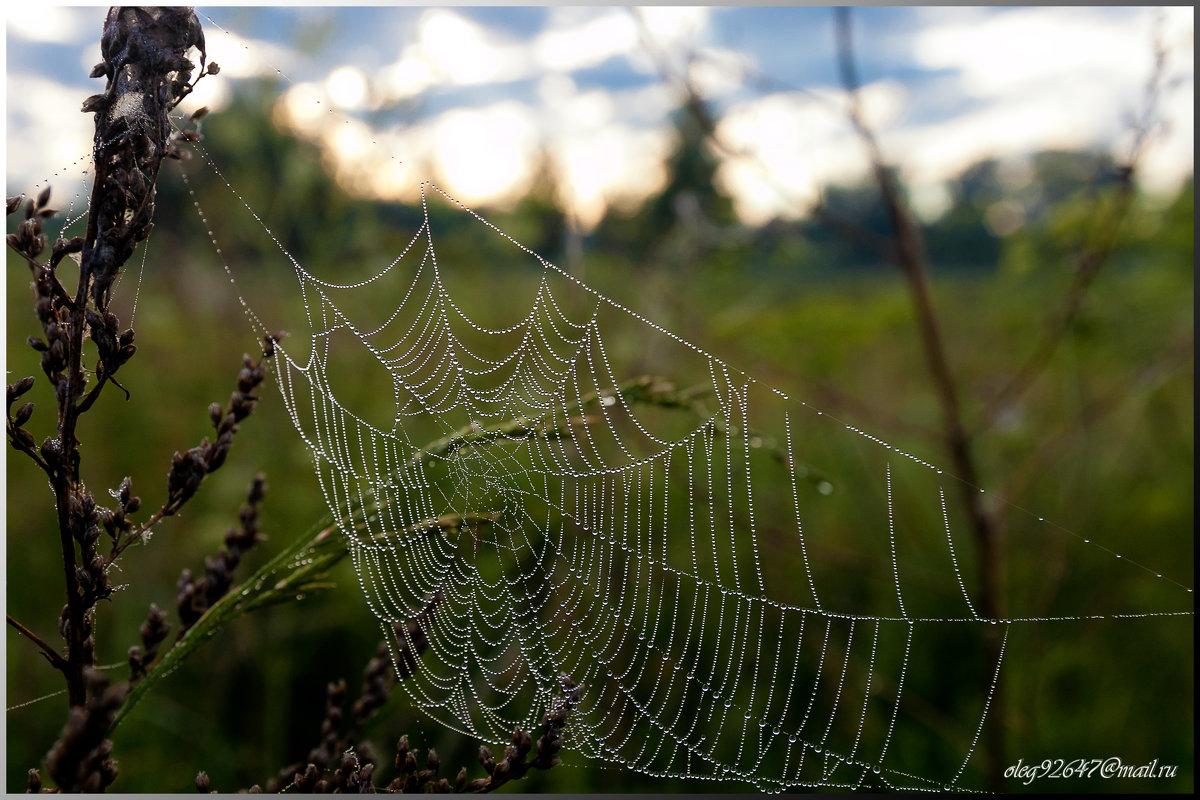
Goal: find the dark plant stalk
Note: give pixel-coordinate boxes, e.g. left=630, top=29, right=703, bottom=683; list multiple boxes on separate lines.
left=833, top=7, right=1006, bottom=789
left=5, top=7, right=261, bottom=792
left=24, top=6, right=211, bottom=709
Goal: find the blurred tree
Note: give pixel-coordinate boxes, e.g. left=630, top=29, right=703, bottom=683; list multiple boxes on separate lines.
left=495, top=150, right=570, bottom=264
left=592, top=95, right=737, bottom=265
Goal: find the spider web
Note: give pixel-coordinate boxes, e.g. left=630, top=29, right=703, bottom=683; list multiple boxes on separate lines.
left=175, top=143, right=1191, bottom=791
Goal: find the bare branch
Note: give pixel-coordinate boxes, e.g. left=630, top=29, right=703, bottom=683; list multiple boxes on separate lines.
left=833, top=7, right=1005, bottom=788
left=976, top=22, right=1170, bottom=434
left=7, top=614, right=69, bottom=672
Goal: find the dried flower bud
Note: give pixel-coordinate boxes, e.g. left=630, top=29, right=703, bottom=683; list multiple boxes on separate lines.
left=81, top=93, right=107, bottom=113
left=207, top=62, right=220, bottom=75
left=478, top=745, right=494, bottom=774
left=140, top=603, right=170, bottom=653
left=6, top=196, right=20, bottom=215
left=426, top=748, right=439, bottom=774
left=36, top=186, right=51, bottom=209
left=195, top=771, right=211, bottom=792
left=7, top=376, right=36, bottom=405
left=237, top=366, right=258, bottom=392
left=13, top=402, right=34, bottom=428
left=167, top=448, right=207, bottom=506
left=12, top=427, right=36, bottom=453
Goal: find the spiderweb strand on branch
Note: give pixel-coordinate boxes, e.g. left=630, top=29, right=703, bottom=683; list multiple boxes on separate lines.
left=178, top=145, right=1192, bottom=792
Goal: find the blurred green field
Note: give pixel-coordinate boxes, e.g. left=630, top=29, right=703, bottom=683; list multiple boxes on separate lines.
left=6, top=84, right=1193, bottom=793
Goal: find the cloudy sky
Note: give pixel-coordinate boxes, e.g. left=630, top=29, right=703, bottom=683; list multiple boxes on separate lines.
left=4, top=4, right=1194, bottom=229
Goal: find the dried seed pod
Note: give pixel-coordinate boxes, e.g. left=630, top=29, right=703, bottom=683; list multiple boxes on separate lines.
left=13, top=402, right=34, bottom=428
left=514, top=728, right=533, bottom=755
left=128, top=645, right=144, bottom=680
left=7, top=376, right=36, bottom=404
left=478, top=745, right=494, bottom=774
left=81, top=93, right=107, bottom=113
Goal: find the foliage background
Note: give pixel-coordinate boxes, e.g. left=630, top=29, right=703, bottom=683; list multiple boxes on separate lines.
left=6, top=14, right=1194, bottom=795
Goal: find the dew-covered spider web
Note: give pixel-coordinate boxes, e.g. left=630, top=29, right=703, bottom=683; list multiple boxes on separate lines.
left=165, top=137, right=1194, bottom=792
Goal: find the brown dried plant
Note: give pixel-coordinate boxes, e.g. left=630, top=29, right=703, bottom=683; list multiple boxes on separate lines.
left=8, top=7, right=572, bottom=793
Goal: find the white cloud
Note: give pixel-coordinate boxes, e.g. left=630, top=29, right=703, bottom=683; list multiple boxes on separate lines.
left=415, top=9, right=531, bottom=87
left=533, top=11, right=639, bottom=73
left=430, top=102, right=541, bottom=206
left=550, top=124, right=673, bottom=228
left=902, top=7, right=1194, bottom=196
left=5, top=74, right=95, bottom=193
left=327, top=65, right=368, bottom=111
left=636, top=6, right=711, bottom=52
left=7, top=5, right=94, bottom=44
left=377, top=54, right=436, bottom=104
left=712, top=82, right=907, bottom=225
left=203, top=27, right=297, bottom=81
left=915, top=8, right=1146, bottom=98
left=689, top=48, right=753, bottom=101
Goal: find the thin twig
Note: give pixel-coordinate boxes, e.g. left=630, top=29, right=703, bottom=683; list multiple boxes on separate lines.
left=7, top=614, right=69, bottom=671
left=975, top=25, right=1168, bottom=435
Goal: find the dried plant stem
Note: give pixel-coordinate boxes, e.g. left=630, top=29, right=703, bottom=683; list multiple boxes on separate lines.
left=7, top=614, right=69, bottom=671
left=833, top=7, right=1005, bottom=788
